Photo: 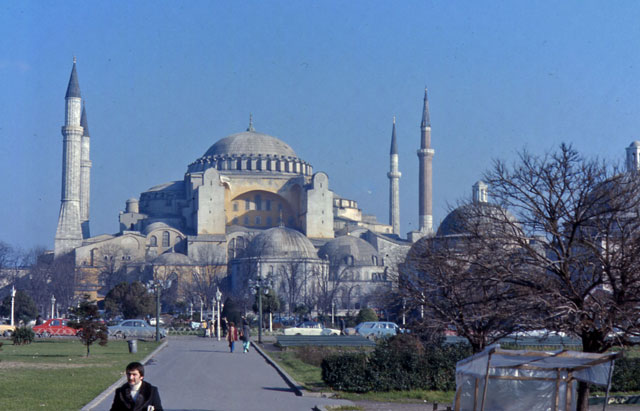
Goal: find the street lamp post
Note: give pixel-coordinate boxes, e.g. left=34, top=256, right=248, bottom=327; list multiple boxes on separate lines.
left=258, top=282, right=263, bottom=344
left=331, top=301, right=335, bottom=326
left=216, top=287, right=222, bottom=341
left=402, top=298, right=406, bottom=326
left=51, top=295, right=56, bottom=319
left=249, top=276, right=271, bottom=345
left=155, top=283, right=161, bottom=342
left=10, top=286, right=16, bottom=327
left=190, top=302, right=193, bottom=321
left=199, top=297, right=203, bottom=322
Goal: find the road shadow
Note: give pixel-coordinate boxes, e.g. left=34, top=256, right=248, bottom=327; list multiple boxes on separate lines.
left=262, top=386, right=296, bottom=393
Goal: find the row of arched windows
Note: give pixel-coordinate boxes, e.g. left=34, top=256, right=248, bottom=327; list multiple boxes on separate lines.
left=149, top=231, right=176, bottom=248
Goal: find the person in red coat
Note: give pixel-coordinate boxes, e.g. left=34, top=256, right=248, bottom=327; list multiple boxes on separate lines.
left=111, top=361, right=163, bottom=411
left=227, top=321, right=238, bottom=352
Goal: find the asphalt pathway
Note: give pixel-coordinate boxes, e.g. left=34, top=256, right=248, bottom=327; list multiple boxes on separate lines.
left=88, top=335, right=353, bottom=411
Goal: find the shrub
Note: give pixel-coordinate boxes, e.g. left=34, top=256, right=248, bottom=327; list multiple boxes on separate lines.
left=355, top=308, right=378, bottom=324
left=610, top=357, right=640, bottom=391
left=12, top=326, right=34, bottom=345
left=322, top=352, right=372, bottom=392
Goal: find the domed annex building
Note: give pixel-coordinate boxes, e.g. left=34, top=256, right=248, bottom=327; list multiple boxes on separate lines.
left=52, top=61, right=441, bottom=314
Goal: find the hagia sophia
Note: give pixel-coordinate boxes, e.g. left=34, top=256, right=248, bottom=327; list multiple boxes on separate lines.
left=52, top=59, right=434, bottom=313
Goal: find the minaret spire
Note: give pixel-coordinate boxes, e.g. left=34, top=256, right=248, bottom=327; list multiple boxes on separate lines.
left=415, top=87, right=434, bottom=239
left=247, top=113, right=255, bottom=132
left=79, top=102, right=92, bottom=238
left=55, top=58, right=84, bottom=256
left=388, top=116, right=401, bottom=235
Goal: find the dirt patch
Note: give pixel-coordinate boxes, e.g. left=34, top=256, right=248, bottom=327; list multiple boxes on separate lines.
left=0, top=361, right=89, bottom=370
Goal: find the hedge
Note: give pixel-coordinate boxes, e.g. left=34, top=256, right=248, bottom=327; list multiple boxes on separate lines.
left=322, top=337, right=640, bottom=394
left=321, top=334, right=471, bottom=392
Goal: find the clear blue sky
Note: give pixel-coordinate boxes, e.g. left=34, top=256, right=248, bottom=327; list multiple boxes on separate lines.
left=2, top=1, right=640, bottom=251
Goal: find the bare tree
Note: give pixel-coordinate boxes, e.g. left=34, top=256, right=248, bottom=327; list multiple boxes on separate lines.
left=277, top=260, right=308, bottom=315
left=314, top=262, right=349, bottom=316
left=188, top=246, right=227, bottom=312
left=482, top=144, right=640, bottom=409
left=22, top=252, right=76, bottom=317
left=403, top=224, right=540, bottom=353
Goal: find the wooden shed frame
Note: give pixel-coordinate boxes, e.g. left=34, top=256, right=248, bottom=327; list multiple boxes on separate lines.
left=454, top=345, right=621, bottom=411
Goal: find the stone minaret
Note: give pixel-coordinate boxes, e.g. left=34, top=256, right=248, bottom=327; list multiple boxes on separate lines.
left=80, top=102, right=91, bottom=238
left=417, top=88, right=434, bottom=233
left=387, top=117, right=401, bottom=235
left=54, top=58, right=84, bottom=256
left=472, top=181, right=488, bottom=203
left=626, top=141, right=640, bottom=172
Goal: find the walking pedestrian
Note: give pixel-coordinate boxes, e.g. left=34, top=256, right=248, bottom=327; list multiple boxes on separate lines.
left=241, top=316, right=251, bottom=353
left=227, top=321, right=238, bottom=352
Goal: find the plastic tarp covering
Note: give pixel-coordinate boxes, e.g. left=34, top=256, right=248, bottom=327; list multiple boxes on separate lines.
left=454, top=345, right=617, bottom=411
left=456, top=368, right=575, bottom=411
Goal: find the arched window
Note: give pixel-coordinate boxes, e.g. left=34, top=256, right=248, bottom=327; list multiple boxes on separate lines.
left=90, top=248, right=98, bottom=266
left=162, top=231, right=170, bottom=247
left=372, top=256, right=378, bottom=265
left=228, top=238, right=236, bottom=260
left=150, top=236, right=157, bottom=247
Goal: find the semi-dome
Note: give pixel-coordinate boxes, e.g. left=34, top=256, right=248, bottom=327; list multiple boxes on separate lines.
left=247, top=227, right=317, bottom=259
left=143, top=221, right=173, bottom=235
left=203, top=130, right=298, bottom=159
left=151, top=251, right=193, bottom=266
left=318, top=235, right=380, bottom=266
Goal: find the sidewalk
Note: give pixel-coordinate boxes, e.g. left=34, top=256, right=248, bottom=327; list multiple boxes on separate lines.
left=86, top=335, right=354, bottom=411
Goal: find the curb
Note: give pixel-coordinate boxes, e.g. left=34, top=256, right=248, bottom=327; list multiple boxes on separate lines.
left=251, top=340, right=355, bottom=411
left=81, top=339, right=169, bottom=410
left=251, top=340, right=305, bottom=397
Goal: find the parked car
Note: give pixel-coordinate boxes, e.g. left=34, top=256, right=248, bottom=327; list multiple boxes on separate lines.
left=354, top=321, right=401, bottom=338
left=32, top=318, right=79, bottom=337
left=109, top=319, right=167, bottom=339
left=0, top=323, right=15, bottom=337
left=283, top=321, right=340, bottom=336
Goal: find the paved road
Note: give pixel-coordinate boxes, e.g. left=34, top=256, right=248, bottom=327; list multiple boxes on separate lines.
left=88, top=336, right=353, bottom=411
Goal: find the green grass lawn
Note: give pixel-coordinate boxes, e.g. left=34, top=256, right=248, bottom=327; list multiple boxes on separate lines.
left=268, top=350, right=328, bottom=391
left=0, top=338, right=162, bottom=410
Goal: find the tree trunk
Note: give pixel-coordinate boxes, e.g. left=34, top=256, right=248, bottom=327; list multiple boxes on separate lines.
left=576, top=381, right=589, bottom=411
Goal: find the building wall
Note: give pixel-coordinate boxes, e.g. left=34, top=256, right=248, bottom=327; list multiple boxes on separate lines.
left=302, top=173, right=334, bottom=238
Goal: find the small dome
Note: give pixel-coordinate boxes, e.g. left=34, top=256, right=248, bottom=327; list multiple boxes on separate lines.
left=202, top=130, right=298, bottom=159
left=247, top=227, right=317, bottom=259
left=630, top=141, right=640, bottom=148
left=127, top=198, right=138, bottom=203
left=318, top=235, right=380, bottom=266
left=152, top=251, right=193, bottom=266
left=436, top=203, right=519, bottom=237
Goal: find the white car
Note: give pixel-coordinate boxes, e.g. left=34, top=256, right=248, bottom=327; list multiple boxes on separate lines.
left=283, top=321, right=340, bottom=336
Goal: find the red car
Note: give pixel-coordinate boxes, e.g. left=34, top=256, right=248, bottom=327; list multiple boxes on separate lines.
left=32, top=318, right=78, bottom=337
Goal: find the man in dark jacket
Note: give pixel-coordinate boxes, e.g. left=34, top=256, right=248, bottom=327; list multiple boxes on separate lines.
left=111, top=361, right=163, bottom=411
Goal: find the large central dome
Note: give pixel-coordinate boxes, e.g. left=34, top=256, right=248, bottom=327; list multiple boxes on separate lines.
left=203, top=130, right=298, bottom=159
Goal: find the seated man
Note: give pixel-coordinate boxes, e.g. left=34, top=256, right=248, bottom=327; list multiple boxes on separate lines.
left=111, top=361, right=163, bottom=411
